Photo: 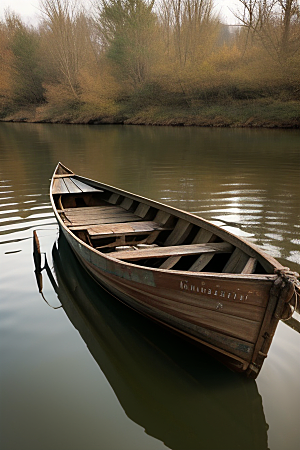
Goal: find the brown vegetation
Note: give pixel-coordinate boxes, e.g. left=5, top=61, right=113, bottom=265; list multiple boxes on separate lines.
left=0, top=0, right=299, bottom=127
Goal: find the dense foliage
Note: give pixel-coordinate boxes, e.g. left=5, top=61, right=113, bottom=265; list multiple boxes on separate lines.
left=0, top=0, right=299, bottom=122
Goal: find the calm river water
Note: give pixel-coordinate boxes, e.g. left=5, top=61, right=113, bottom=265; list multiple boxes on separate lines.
left=0, top=122, right=300, bottom=450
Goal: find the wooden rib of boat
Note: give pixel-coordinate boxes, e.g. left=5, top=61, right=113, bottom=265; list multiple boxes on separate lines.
left=50, top=162, right=300, bottom=378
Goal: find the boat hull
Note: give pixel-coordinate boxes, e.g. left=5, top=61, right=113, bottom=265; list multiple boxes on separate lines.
left=51, top=163, right=299, bottom=378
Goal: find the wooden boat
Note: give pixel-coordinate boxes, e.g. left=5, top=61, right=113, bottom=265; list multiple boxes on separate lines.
left=50, top=162, right=299, bottom=378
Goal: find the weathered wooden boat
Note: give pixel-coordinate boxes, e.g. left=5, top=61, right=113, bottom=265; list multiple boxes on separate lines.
left=50, top=162, right=299, bottom=378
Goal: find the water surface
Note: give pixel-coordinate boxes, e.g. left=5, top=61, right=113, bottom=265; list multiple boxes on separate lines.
left=1, top=123, right=300, bottom=450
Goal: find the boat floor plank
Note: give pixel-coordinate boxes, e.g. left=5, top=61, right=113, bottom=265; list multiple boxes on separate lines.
left=113, top=242, right=234, bottom=261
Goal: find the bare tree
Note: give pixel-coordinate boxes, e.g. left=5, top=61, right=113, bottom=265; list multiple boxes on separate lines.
left=158, top=0, right=218, bottom=67
left=233, top=0, right=300, bottom=60
left=39, top=0, right=90, bottom=99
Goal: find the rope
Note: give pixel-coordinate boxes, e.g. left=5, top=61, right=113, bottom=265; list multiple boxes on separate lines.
left=282, top=293, right=298, bottom=321
left=40, top=291, right=62, bottom=310
left=274, top=267, right=300, bottom=321
left=38, top=254, right=62, bottom=310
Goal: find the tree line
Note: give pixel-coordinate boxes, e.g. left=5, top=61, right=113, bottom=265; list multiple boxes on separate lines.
left=0, top=0, right=299, bottom=119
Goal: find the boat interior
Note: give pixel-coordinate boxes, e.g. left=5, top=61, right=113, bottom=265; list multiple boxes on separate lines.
left=52, top=175, right=269, bottom=275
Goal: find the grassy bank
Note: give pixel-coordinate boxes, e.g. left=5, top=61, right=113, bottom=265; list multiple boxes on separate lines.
left=1, top=1, right=300, bottom=131
left=1, top=98, right=299, bottom=128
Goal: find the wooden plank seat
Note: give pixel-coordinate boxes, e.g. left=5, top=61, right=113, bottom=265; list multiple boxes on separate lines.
left=87, top=221, right=170, bottom=239
left=160, top=228, right=218, bottom=271
left=61, top=205, right=143, bottom=229
left=61, top=206, right=129, bottom=216
left=112, top=242, right=234, bottom=261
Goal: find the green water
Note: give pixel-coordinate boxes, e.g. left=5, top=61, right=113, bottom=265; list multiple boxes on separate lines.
left=1, top=122, right=300, bottom=450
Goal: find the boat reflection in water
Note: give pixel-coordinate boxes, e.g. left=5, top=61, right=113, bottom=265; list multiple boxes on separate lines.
left=48, top=232, right=269, bottom=450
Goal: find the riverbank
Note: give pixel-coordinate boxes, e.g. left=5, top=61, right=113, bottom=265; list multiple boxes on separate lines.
left=1, top=99, right=299, bottom=128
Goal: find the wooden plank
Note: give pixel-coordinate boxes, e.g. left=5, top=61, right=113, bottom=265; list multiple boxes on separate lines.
left=135, top=203, right=151, bottom=218
left=62, top=206, right=142, bottom=226
left=52, top=178, right=69, bottom=194
left=63, top=178, right=82, bottom=193
left=222, top=248, right=250, bottom=274
left=68, top=215, right=144, bottom=229
left=87, top=221, right=167, bottom=238
left=242, top=257, right=257, bottom=274
left=65, top=209, right=134, bottom=220
left=154, top=210, right=174, bottom=226
left=71, top=178, right=101, bottom=192
left=67, top=214, right=142, bottom=226
left=192, top=228, right=216, bottom=244
left=160, top=256, right=182, bottom=269
left=113, top=242, right=234, bottom=261
left=155, top=271, right=271, bottom=308
left=108, top=193, right=121, bottom=204
left=100, top=272, right=261, bottom=346
left=164, top=219, right=194, bottom=246
left=111, top=273, right=266, bottom=322
left=81, top=259, right=259, bottom=361
left=146, top=230, right=162, bottom=244
left=66, top=215, right=142, bottom=227
left=148, top=300, right=260, bottom=343
left=189, top=253, right=215, bottom=272
left=54, top=173, right=74, bottom=178
left=120, top=198, right=134, bottom=210
left=62, top=206, right=123, bottom=214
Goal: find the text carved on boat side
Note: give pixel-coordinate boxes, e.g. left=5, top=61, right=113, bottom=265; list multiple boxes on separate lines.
left=179, top=280, right=250, bottom=302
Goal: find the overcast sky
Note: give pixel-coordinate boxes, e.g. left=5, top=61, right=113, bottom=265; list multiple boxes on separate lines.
left=0, top=0, right=239, bottom=24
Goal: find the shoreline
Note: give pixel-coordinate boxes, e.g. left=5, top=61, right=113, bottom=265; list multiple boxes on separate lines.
left=1, top=100, right=299, bottom=128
